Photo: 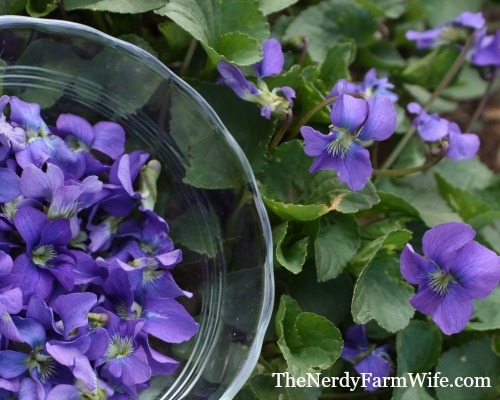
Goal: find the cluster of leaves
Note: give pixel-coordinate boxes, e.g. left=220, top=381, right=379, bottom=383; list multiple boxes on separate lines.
left=7, top=0, right=500, bottom=399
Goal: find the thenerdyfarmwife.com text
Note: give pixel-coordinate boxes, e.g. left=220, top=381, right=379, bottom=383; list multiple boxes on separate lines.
left=272, top=372, right=491, bottom=391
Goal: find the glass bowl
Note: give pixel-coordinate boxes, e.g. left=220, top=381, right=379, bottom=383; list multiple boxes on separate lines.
left=0, top=16, right=273, bottom=399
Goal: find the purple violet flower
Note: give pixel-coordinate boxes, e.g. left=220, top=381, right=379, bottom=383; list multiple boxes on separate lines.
left=407, top=102, right=480, bottom=160
left=217, top=38, right=295, bottom=119
left=406, top=11, right=485, bottom=49
left=329, top=69, right=398, bottom=102
left=301, top=93, right=397, bottom=191
left=341, top=325, right=391, bottom=391
left=472, top=30, right=500, bottom=67
left=400, top=222, right=500, bottom=335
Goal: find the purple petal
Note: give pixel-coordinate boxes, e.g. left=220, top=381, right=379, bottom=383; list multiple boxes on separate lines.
left=106, top=346, right=151, bottom=385
left=15, top=138, right=51, bottom=169
left=92, top=121, right=125, bottom=159
left=0, top=168, right=21, bottom=203
left=405, top=27, right=443, bottom=49
left=341, top=324, right=368, bottom=361
left=9, top=96, right=47, bottom=133
left=260, top=106, right=272, bottom=119
left=0, top=95, right=9, bottom=114
left=410, top=285, right=441, bottom=315
left=20, top=163, right=64, bottom=200
left=422, top=222, right=475, bottom=270
left=40, top=218, right=72, bottom=247
left=47, top=384, right=82, bottom=400
left=354, top=351, right=391, bottom=391
left=0, top=351, right=28, bottom=378
left=472, top=31, right=500, bottom=67
left=56, top=114, right=94, bottom=145
left=217, top=61, right=260, bottom=99
left=330, top=94, right=368, bottom=132
left=137, top=269, right=187, bottom=301
left=141, top=338, right=179, bottom=376
left=51, top=293, right=97, bottom=339
left=331, top=141, right=373, bottom=191
left=400, top=244, right=435, bottom=285
left=46, top=136, right=86, bottom=179
left=0, top=288, right=22, bottom=315
left=407, top=102, right=423, bottom=115
left=13, top=254, right=53, bottom=301
left=142, top=297, right=198, bottom=343
left=301, top=126, right=336, bottom=157
left=47, top=260, right=75, bottom=292
left=454, top=11, right=485, bottom=29
left=13, top=206, right=48, bottom=250
left=155, top=249, right=182, bottom=269
left=0, top=313, right=24, bottom=342
left=329, top=80, right=359, bottom=98
left=446, top=123, right=480, bottom=160
left=277, top=86, right=296, bottom=104
left=357, top=96, right=396, bottom=141
left=12, top=317, right=46, bottom=349
left=253, top=38, right=284, bottom=79
left=431, top=282, right=473, bottom=335
left=450, top=241, right=500, bottom=299
left=26, top=296, right=56, bottom=331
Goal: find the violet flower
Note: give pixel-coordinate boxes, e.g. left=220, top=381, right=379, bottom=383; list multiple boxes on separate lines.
left=407, top=102, right=480, bottom=160
left=400, top=222, right=500, bottom=335
left=341, top=324, right=391, bottom=391
left=329, top=69, right=398, bottom=102
left=406, top=11, right=485, bottom=49
left=472, top=30, right=500, bottom=67
left=217, top=38, right=295, bottom=119
left=301, top=92, right=397, bottom=191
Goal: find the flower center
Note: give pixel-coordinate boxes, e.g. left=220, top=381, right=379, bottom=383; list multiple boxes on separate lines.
left=326, top=130, right=353, bottom=158
left=66, top=135, right=88, bottom=153
left=106, top=335, right=134, bottom=359
left=31, top=245, right=56, bottom=267
left=428, top=270, right=455, bottom=295
left=27, top=352, right=55, bottom=382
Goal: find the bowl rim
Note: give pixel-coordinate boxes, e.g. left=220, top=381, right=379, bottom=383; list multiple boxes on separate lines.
left=0, top=15, right=274, bottom=399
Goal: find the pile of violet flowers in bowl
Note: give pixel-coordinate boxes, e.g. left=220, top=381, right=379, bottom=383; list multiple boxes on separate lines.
left=0, top=95, right=198, bottom=399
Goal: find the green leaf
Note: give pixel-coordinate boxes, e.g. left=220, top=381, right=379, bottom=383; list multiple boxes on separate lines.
left=158, top=22, right=192, bottom=54
left=155, top=0, right=269, bottom=65
left=273, top=222, right=310, bottom=274
left=314, top=214, right=360, bottom=281
left=442, top=65, right=489, bottom=101
left=284, top=0, right=377, bottom=62
left=258, top=140, right=379, bottom=220
left=469, top=287, right=500, bottom=331
left=402, top=45, right=461, bottom=90
left=26, top=0, right=56, bottom=17
left=375, top=174, right=462, bottom=227
left=118, top=34, right=158, bottom=57
left=421, top=0, right=484, bottom=27
left=319, top=41, right=356, bottom=89
left=187, top=81, right=275, bottom=168
left=349, top=229, right=412, bottom=275
left=355, top=0, right=407, bottom=19
left=288, top=267, right=353, bottom=325
left=352, top=258, right=415, bottom=332
left=436, top=339, right=500, bottom=400
left=397, top=320, right=442, bottom=373
left=0, top=0, right=25, bottom=14
left=64, top=0, right=166, bottom=12
left=169, top=205, right=220, bottom=257
left=258, top=0, right=298, bottom=15
left=358, top=40, right=406, bottom=70
left=249, top=374, right=321, bottom=399
left=394, top=320, right=442, bottom=400
left=276, top=295, right=343, bottom=377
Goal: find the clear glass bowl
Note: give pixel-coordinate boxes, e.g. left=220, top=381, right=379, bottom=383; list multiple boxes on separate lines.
left=0, top=16, right=273, bottom=399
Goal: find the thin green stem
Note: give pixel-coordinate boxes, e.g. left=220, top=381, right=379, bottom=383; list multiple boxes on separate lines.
left=180, top=38, right=198, bottom=77
left=373, top=154, right=444, bottom=176
left=381, top=33, right=477, bottom=170
left=270, top=110, right=294, bottom=149
left=466, top=67, right=498, bottom=132
left=289, top=95, right=339, bottom=140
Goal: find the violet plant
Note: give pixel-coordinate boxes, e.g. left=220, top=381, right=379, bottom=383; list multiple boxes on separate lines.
left=0, top=96, right=197, bottom=399
left=6, top=1, right=500, bottom=399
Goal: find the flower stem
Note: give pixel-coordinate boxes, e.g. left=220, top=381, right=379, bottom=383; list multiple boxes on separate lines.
left=180, top=38, right=198, bottom=77
left=373, top=153, right=443, bottom=176
left=289, top=95, right=339, bottom=140
left=466, top=67, right=498, bottom=132
left=381, top=33, right=477, bottom=170
left=270, top=110, right=294, bottom=149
